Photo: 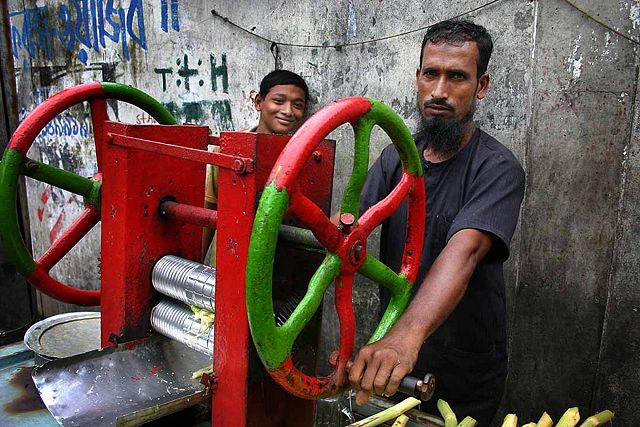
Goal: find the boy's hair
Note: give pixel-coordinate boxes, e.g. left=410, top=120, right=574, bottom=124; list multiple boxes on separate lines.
left=259, top=70, right=309, bottom=102
left=419, top=19, right=493, bottom=78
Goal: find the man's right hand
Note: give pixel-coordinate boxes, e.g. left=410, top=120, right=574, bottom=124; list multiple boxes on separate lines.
left=348, top=329, right=422, bottom=405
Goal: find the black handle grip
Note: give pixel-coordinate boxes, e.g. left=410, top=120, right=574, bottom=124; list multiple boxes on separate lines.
left=397, top=373, right=436, bottom=401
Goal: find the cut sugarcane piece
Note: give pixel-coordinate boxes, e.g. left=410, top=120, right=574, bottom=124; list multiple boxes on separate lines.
left=579, top=410, right=614, bottom=427
left=392, top=414, right=409, bottom=427
left=501, top=414, right=517, bottom=427
left=522, top=423, right=537, bottom=427
left=557, top=407, right=580, bottom=427
left=348, top=397, right=421, bottom=427
left=457, top=416, right=478, bottom=427
left=437, top=399, right=458, bottom=427
left=537, top=412, right=553, bottom=427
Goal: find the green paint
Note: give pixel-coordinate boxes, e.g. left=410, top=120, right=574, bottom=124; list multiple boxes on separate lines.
left=359, top=254, right=412, bottom=343
left=21, top=160, right=100, bottom=208
left=340, top=116, right=374, bottom=217
left=101, top=82, right=177, bottom=125
left=367, top=99, right=423, bottom=176
left=246, top=184, right=342, bottom=368
left=0, top=149, right=36, bottom=274
left=339, top=99, right=422, bottom=219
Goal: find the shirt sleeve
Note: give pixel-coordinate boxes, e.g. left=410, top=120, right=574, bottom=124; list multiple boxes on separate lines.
left=446, top=154, right=525, bottom=263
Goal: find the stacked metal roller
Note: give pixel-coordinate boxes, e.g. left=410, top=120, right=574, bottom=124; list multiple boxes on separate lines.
left=150, top=255, right=216, bottom=356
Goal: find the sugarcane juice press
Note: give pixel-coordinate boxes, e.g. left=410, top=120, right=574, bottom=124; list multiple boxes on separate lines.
left=0, top=83, right=441, bottom=426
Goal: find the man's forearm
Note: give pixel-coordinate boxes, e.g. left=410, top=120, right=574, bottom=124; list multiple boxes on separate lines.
left=389, top=228, right=492, bottom=351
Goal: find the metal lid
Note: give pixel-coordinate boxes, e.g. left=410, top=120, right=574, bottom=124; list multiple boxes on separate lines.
left=24, top=312, right=101, bottom=360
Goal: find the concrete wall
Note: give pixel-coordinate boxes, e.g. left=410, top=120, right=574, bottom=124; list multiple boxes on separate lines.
left=5, top=0, right=639, bottom=424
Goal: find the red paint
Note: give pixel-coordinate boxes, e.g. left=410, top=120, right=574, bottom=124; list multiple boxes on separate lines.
left=159, top=200, right=217, bottom=229
left=48, top=210, right=65, bottom=243
left=26, top=267, right=100, bottom=305
left=9, top=83, right=104, bottom=156
left=271, top=97, right=371, bottom=190
left=100, top=122, right=209, bottom=347
left=288, top=188, right=341, bottom=252
left=40, top=188, right=50, bottom=204
left=37, top=208, right=44, bottom=222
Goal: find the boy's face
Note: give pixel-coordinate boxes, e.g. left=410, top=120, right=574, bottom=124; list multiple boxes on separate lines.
left=255, top=84, right=307, bottom=135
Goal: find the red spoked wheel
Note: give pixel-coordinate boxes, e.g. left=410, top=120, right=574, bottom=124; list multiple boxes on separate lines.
left=0, top=82, right=176, bottom=305
left=246, top=97, right=426, bottom=399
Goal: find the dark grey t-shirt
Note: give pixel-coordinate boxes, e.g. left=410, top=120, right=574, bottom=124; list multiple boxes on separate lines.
left=360, top=128, right=525, bottom=405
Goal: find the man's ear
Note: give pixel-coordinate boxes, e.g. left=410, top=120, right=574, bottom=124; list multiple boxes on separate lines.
left=415, top=67, right=421, bottom=89
left=476, top=73, right=490, bottom=100
left=254, top=94, right=263, bottom=112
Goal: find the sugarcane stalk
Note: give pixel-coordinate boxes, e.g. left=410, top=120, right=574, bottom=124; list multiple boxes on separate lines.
left=522, top=423, right=537, bottom=427
left=579, top=410, right=614, bottom=427
left=501, top=414, right=518, bottom=427
left=348, top=397, right=421, bottom=427
left=457, top=416, right=477, bottom=427
left=437, top=399, right=458, bottom=427
left=556, top=407, right=580, bottom=427
left=537, top=412, right=553, bottom=427
left=392, top=415, right=409, bottom=427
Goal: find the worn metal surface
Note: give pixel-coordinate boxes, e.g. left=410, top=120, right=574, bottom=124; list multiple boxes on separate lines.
left=0, top=342, right=56, bottom=426
left=31, top=335, right=211, bottom=426
left=23, top=311, right=100, bottom=362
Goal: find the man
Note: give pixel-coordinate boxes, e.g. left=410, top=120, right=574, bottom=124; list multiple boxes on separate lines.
left=349, top=19, right=525, bottom=425
left=202, top=70, right=309, bottom=265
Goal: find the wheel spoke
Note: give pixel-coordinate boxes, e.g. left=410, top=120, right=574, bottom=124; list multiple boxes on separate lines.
left=37, top=206, right=100, bottom=272
left=289, top=189, right=341, bottom=252
left=359, top=255, right=413, bottom=343
left=90, top=98, right=109, bottom=170
left=334, top=273, right=356, bottom=366
left=280, top=253, right=341, bottom=345
left=339, top=117, right=375, bottom=216
left=358, top=172, right=413, bottom=236
left=22, top=159, right=100, bottom=202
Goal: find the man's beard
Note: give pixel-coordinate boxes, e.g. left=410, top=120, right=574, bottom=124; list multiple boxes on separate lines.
left=416, top=99, right=474, bottom=158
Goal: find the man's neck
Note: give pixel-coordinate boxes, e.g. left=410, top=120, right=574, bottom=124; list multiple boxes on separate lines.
left=423, top=121, right=476, bottom=163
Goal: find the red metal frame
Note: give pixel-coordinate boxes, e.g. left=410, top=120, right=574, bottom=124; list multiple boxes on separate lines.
left=97, top=124, right=335, bottom=426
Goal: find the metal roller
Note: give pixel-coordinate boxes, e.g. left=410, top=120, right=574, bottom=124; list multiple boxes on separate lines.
left=152, top=255, right=216, bottom=311
left=151, top=298, right=214, bottom=356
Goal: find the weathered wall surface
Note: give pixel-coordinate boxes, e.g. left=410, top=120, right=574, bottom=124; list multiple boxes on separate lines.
left=4, top=0, right=640, bottom=425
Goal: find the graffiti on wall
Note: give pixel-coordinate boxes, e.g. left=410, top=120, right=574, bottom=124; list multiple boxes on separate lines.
left=9, top=0, right=180, bottom=67
left=153, top=53, right=233, bottom=131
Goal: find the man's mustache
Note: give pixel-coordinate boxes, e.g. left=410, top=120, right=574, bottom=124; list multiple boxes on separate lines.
left=423, top=99, right=454, bottom=111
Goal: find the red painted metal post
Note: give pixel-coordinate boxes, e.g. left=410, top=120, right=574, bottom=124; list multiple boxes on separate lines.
left=212, top=131, right=335, bottom=426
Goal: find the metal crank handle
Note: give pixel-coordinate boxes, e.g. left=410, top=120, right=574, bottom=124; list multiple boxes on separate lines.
left=338, top=356, right=436, bottom=401
left=398, top=372, right=436, bottom=401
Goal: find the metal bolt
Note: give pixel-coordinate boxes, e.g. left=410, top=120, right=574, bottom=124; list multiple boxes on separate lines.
left=339, top=213, right=355, bottom=234
left=232, top=159, right=246, bottom=173
left=312, top=151, right=322, bottom=162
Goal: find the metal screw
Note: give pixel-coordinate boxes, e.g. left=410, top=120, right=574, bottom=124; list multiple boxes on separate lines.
left=232, top=159, right=246, bottom=173
left=339, top=213, right=355, bottom=234
left=312, top=151, right=322, bottom=162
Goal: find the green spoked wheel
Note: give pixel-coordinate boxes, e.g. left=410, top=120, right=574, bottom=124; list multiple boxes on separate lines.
left=246, top=97, right=426, bottom=399
left=0, top=82, right=176, bottom=305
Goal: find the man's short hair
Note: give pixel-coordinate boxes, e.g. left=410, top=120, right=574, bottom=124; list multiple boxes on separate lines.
left=419, top=19, right=493, bottom=78
left=259, top=70, right=309, bottom=102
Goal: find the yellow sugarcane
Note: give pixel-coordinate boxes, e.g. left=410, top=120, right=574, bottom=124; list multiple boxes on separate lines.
left=537, top=412, right=553, bottom=427
left=579, top=410, right=614, bottom=427
left=556, top=407, right=580, bottom=427
left=348, top=397, right=420, bottom=427
left=457, top=416, right=477, bottom=427
left=391, top=415, right=409, bottom=427
left=501, top=414, right=517, bottom=427
left=437, top=399, right=457, bottom=427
